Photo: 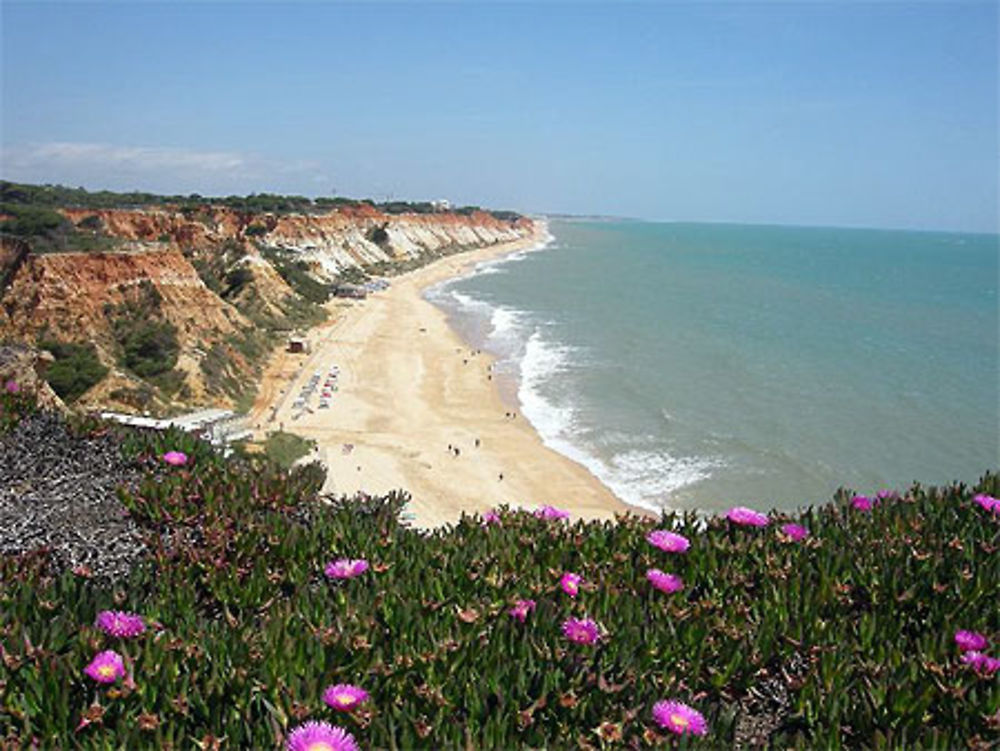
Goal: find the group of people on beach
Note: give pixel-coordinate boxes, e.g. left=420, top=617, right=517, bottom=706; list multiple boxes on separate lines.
left=446, top=439, right=504, bottom=482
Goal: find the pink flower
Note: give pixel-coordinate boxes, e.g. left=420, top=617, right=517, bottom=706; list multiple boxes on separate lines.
left=647, top=568, right=684, bottom=594
left=652, top=700, right=708, bottom=736
left=851, top=495, right=874, bottom=511
left=974, top=494, right=1000, bottom=513
left=562, top=617, right=602, bottom=645
left=4, top=380, right=19, bottom=394
left=780, top=523, right=809, bottom=542
left=560, top=572, right=582, bottom=597
left=482, top=510, right=501, bottom=526
left=955, top=630, right=989, bottom=652
left=508, top=599, right=536, bottom=622
left=324, top=558, right=369, bottom=580
left=534, top=505, right=570, bottom=521
left=95, top=610, right=146, bottom=638
left=286, top=721, right=359, bottom=751
left=726, top=506, right=769, bottom=527
left=162, top=451, right=188, bottom=467
left=876, top=489, right=897, bottom=500
left=647, top=530, right=690, bottom=553
left=322, top=683, right=369, bottom=712
left=961, top=651, right=1000, bottom=676
left=83, top=650, right=125, bottom=684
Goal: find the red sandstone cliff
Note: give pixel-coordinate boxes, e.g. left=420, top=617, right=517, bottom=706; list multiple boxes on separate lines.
left=0, top=205, right=535, bottom=413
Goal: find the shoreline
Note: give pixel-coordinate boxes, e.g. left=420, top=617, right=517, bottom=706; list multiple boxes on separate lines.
left=249, top=222, right=651, bottom=527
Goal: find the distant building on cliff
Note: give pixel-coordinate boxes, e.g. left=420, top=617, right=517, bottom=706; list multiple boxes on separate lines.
left=431, top=199, right=451, bottom=212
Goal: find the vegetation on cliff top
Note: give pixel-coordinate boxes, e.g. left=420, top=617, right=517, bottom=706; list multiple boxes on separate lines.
left=0, top=387, right=997, bottom=749
left=0, top=181, right=523, bottom=222
left=0, top=201, right=121, bottom=255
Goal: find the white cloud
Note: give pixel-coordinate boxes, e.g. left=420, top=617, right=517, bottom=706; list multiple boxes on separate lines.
left=0, top=141, right=330, bottom=196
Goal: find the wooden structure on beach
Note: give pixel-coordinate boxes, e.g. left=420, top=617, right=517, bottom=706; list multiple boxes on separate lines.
left=287, top=336, right=310, bottom=354
left=334, top=283, right=368, bottom=299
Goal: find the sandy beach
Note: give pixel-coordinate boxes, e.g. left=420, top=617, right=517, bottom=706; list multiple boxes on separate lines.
left=249, top=224, right=637, bottom=527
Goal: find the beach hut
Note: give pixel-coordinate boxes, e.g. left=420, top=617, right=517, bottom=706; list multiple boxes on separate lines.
left=335, top=283, right=368, bottom=299
left=287, top=336, right=310, bottom=354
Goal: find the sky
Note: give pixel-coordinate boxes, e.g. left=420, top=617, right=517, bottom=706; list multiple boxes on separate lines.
left=1, top=2, right=997, bottom=232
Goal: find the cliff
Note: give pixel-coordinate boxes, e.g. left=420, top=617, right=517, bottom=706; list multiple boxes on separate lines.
left=0, top=204, right=534, bottom=414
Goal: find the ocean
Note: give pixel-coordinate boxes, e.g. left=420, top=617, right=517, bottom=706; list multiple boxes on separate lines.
left=425, top=219, right=999, bottom=515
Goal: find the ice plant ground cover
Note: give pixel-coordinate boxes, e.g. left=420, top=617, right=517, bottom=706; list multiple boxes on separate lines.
left=1, top=393, right=999, bottom=748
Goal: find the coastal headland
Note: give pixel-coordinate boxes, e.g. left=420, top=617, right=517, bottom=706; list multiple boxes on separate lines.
left=250, top=224, right=635, bottom=527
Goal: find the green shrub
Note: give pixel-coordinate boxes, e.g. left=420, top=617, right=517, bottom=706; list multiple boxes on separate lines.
left=0, top=204, right=69, bottom=236
left=77, top=214, right=103, bottom=231
left=37, top=339, right=108, bottom=402
left=369, top=226, right=389, bottom=246
left=261, top=248, right=333, bottom=305
left=117, top=319, right=179, bottom=378
left=107, top=281, right=180, bottom=379
left=224, top=265, right=255, bottom=297
left=264, top=430, right=316, bottom=469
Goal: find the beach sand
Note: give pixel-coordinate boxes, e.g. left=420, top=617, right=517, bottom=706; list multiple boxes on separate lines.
left=250, top=224, right=638, bottom=528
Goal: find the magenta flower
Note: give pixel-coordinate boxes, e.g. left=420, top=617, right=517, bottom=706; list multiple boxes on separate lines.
left=726, top=506, right=769, bottom=527
left=652, top=700, right=708, bottom=736
left=961, top=651, right=1000, bottom=676
left=876, top=489, right=897, bottom=500
left=851, top=495, right=874, bottom=511
left=323, top=683, right=369, bottom=712
left=647, top=568, right=684, bottom=594
left=534, top=505, right=570, bottom=521
left=560, top=572, right=582, bottom=597
left=563, top=618, right=601, bottom=644
left=973, top=494, right=1000, bottom=513
left=482, top=510, right=501, bottom=526
left=95, top=610, right=146, bottom=638
left=324, top=558, right=369, bottom=580
left=562, top=617, right=602, bottom=645
left=83, top=650, right=126, bottom=684
left=780, top=523, right=809, bottom=542
left=4, top=380, right=19, bottom=394
left=955, top=630, right=989, bottom=652
left=647, top=529, right=690, bottom=553
left=286, top=721, right=359, bottom=751
left=162, top=451, right=188, bottom=467
left=508, top=599, right=536, bottom=622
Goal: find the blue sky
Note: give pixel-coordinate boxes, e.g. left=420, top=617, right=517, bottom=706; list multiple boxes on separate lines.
left=2, top=2, right=997, bottom=232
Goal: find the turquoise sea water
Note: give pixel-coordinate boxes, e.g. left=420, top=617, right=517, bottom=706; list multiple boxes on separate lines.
left=426, top=220, right=999, bottom=515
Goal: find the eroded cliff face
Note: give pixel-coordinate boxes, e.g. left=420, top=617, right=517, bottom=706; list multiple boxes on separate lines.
left=2, top=247, right=246, bottom=346
left=58, top=205, right=531, bottom=277
left=1, top=205, right=534, bottom=413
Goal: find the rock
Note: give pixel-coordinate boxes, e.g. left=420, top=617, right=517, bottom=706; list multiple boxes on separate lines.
left=0, top=344, right=66, bottom=412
